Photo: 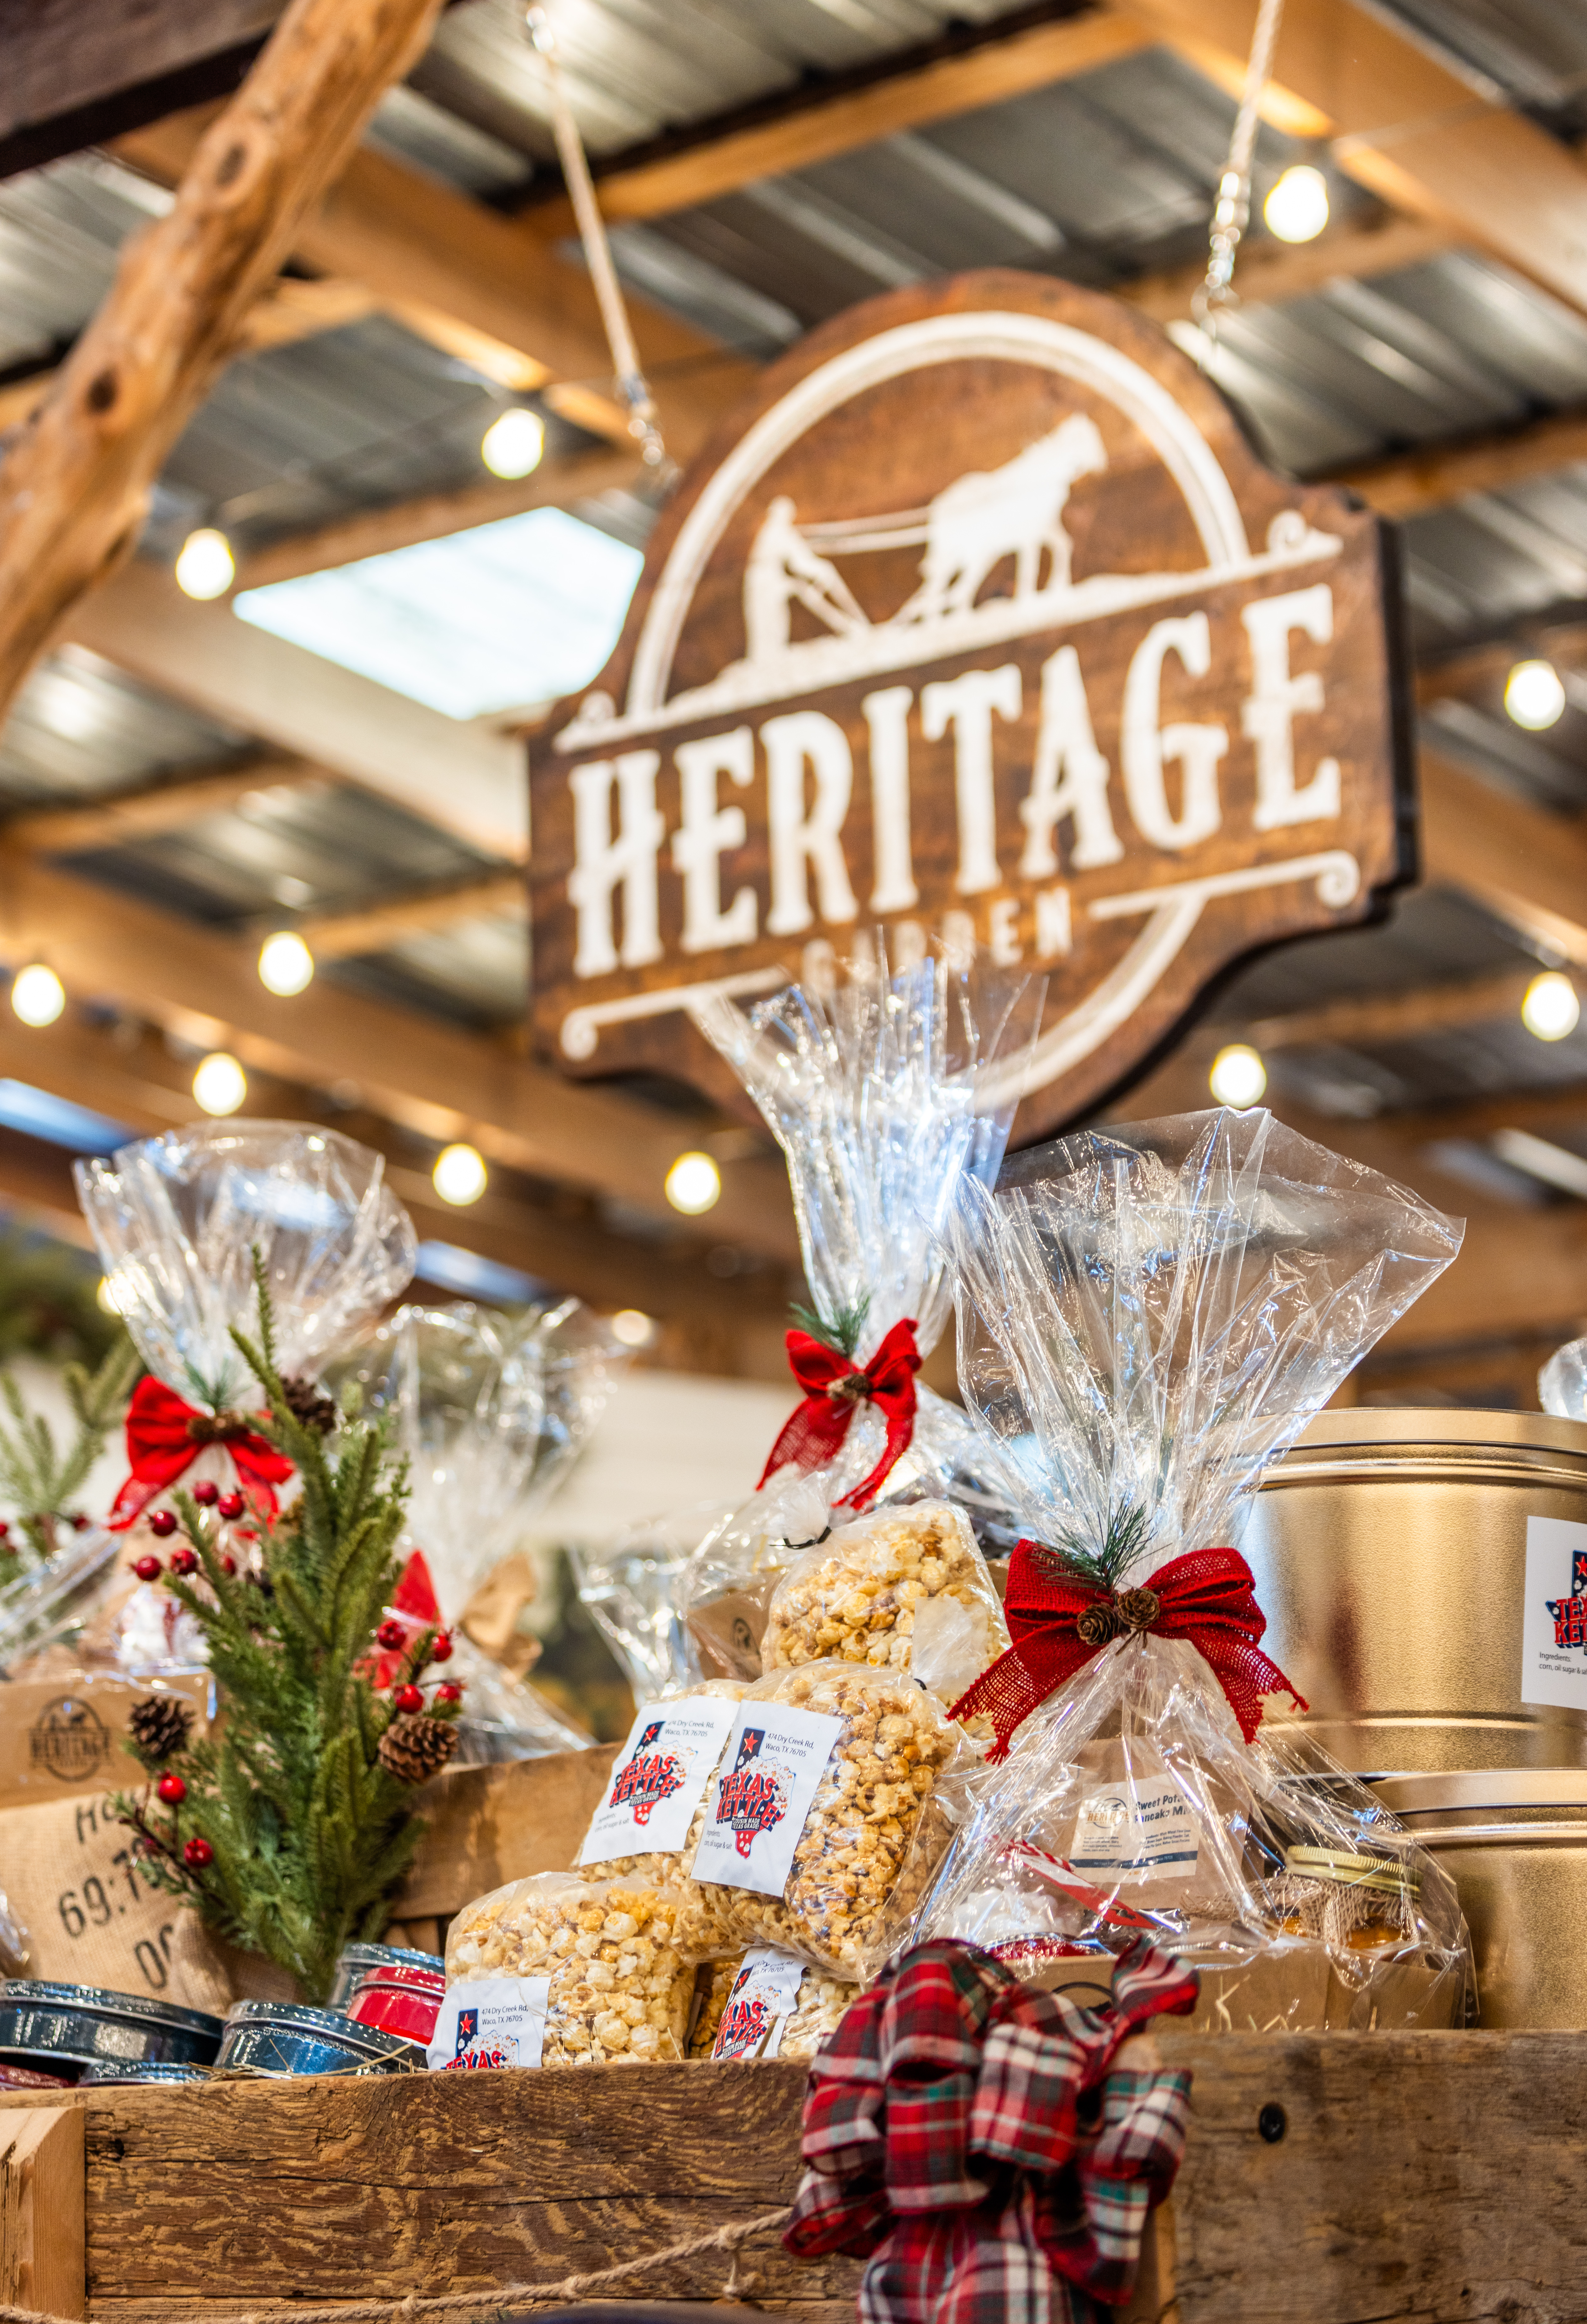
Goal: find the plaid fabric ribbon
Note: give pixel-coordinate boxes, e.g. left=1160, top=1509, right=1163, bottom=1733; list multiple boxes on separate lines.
left=758, top=1317, right=922, bottom=1511
left=107, top=1374, right=294, bottom=1531
left=951, top=1541, right=1307, bottom=1760
left=785, top=1936, right=1197, bottom=2324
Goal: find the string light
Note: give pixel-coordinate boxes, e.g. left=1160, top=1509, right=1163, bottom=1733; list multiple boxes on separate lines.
left=481, top=409, right=545, bottom=479
left=1505, top=659, right=1566, bottom=731
left=1209, top=1044, right=1268, bottom=1109
left=1263, top=164, right=1329, bottom=243
left=1522, top=972, right=1580, bottom=1042
left=433, top=1142, right=487, bottom=1205
left=665, top=1151, right=721, bottom=1215
left=174, top=527, right=236, bottom=600
left=610, top=1308, right=656, bottom=1347
left=10, top=964, right=64, bottom=1026
left=258, top=931, right=314, bottom=996
left=193, top=1052, right=247, bottom=1116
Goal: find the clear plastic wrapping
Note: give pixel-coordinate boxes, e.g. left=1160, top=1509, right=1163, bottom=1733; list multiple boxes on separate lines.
left=676, top=1660, right=967, bottom=1979
left=575, top=1678, right=749, bottom=1885
left=762, top=1497, right=1008, bottom=1703
left=77, top=1122, right=415, bottom=1415
left=444, top=1871, right=695, bottom=2063
left=690, top=948, right=1040, bottom=1517
left=914, top=1107, right=1469, bottom=2028
left=689, top=1947, right=856, bottom=2060
left=1541, top=1335, right=1587, bottom=1421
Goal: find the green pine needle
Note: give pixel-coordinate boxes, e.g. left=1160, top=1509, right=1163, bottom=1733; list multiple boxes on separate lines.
left=1048, top=1500, right=1152, bottom=1596
left=0, top=1335, right=138, bottom=1576
left=790, top=1291, right=872, bottom=1359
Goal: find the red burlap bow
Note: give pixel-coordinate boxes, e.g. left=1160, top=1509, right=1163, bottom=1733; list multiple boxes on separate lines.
left=758, top=1317, right=922, bottom=1512
left=107, top=1375, right=294, bottom=1532
left=952, top=1540, right=1306, bottom=1759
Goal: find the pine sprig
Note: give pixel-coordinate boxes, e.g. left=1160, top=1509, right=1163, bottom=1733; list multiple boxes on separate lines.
left=790, top=1291, right=872, bottom=1359
left=112, top=1251, right=454, bottom=2004
left=1047, top=1500, right=1152, bottom=1596
left=0, top=1335, right=139, bottom=1573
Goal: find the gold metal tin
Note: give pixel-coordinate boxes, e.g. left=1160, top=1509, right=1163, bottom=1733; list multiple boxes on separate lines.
left=1283, top=1845, right=1416, bottom=1896
left=1374, top=1770, right=1587, bottom=2029
left=1246, top=1407, right=1587, bottom=1773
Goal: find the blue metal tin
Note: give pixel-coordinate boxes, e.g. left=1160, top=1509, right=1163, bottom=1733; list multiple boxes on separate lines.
left=77, top=2060, right=209, bottom=2085
left=0, top=1982, right=224, bottom=2080
left=218, top=2000, right=422, bottom=2076
left=327, top=1942, right=445, bottom=2013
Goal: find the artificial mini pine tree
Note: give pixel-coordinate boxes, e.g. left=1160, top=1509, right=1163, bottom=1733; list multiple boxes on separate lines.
left=0, top=1335, right=139, bottom=1586
left=114, top=1261, right=461, bottom=2003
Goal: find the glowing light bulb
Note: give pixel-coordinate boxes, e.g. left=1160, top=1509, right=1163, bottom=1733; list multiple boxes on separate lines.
left=1522, top=971, right=1580, bottom=1042
left=433, top=1141, right=487, bottom=1205
left=258, top=930, right=314, bottom=996
left=10, top=964, right=64, bottom=1026
left=1263, top=164, right=1330, bottom=244
left=1209, top=1044, right=1268, bottom=1110
left=1505, top=659, right=1566, bottom=731
left=193, top=1051, right=246, bottom=1116
left=610, top=1308, right=655, bottom=1348
left=96, top=1276, right=124, bottom=1316
left=174, top=527, right=235, bottom=600
left=665, top=1150, right=721, bottom=1215
left=481, top=409, right=546, bottom=480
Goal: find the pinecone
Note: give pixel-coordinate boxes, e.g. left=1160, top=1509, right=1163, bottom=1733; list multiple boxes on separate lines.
left=377, top=1713, right=460, bottom=1785
left=129, top=1694, right=194, bottom=1764
left=280, top=1374, right=337, bottom=1435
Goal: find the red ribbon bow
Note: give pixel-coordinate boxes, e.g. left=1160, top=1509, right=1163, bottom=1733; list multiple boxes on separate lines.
left=951, top=1541, right=1306, bottom=1760
left=108, top=1375, right=294, bottom=1532
left=758, top=1317, right=922, bottom=1513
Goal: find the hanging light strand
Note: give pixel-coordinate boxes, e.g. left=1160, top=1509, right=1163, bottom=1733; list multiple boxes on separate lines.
left=525, top=6, right=668, bottom=472
left=1192, top=0, right=1288, bottom=340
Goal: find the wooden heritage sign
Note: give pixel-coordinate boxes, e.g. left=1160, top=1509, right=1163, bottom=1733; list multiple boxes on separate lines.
left=527, top=269, right=1412, bottom=1134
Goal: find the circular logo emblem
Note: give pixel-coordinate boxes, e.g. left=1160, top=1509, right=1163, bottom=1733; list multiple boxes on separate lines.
left=29, top=1696, right=112, bottom=1783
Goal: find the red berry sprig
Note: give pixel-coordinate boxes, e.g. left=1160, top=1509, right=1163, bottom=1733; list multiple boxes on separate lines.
left=193, top=1480, right=219, bottom=1507
left=133, top=1554, right=162, bottom=1582
left=391, top=1683, right=425, bottom=1715
left=217, top=1491, right=245, bottom=1522
left=169, top=1547, right=199, bottom=1577
left=434, top=1682, right=463, bottom=1707
left=157, top=1772, right=187, bottom=1806
left=148, top=1509, right=178, bottom=1538
left=375, top=1619, right=406, bottom=1651
left=183, top=1836, right=213, bottom=1870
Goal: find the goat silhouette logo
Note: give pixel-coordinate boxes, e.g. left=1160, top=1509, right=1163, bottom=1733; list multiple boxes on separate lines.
left=531, top=268, right=1409, bottom=1136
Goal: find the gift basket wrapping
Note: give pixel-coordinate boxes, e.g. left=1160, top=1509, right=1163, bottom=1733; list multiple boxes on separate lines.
left=1541, top=1335, right=1587, bottom=1421
left=4, top=1123, right=414, bottom=1681
left=916, top=1107, right=1475, bottom=2032
left=343, top=1298, right=625, bottom=1760
left=668, top=949, right=1042, bottom=1687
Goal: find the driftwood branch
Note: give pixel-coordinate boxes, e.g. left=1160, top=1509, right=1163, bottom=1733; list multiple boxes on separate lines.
left=0, top=0, right=446, bottom=720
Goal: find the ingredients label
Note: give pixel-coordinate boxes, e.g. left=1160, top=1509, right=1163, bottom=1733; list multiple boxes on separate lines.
left=711, top=1947, right=806, bottom=2060
left=690, top=1702, right=844, bottom=1897
left=1521, top=1514, right=1587, bottom=1710
left=427, top=1977, right=550, bottom=2071
left=579, top=1695, right=739, bottom=1864
left=1071, top=1775, right=1199, bottom=1882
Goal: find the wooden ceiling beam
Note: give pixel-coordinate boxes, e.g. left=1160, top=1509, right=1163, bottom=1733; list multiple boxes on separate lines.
left=1119, top=0, right=1587, bottom=318
left=112, top=110, right=756, bottom=464
left=1116, top=211, right=1451, bottom=329
left=0, top=0, right=450, bottom=726
left=1420, top=749, right=1587, bottom=968
left=1229, top=969, right=1539, bottom=1057
left=0, top=847, right=798, bottom=1265
left=65, top=559, right=527, bottom=864
left=523, top=6, right=1152, bottom=233
left=232, top=445, right=642, bottom=588
left=4, top=753, right=321, bottom=854
left=287, top=871, right=524, bottom=960
left=1330, top=406, right=1587, bottom=520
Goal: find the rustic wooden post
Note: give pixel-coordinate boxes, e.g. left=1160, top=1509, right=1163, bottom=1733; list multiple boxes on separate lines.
left=0, top=2108, right=85, bottom=2321
left=0, top=0, right=446, bottom=724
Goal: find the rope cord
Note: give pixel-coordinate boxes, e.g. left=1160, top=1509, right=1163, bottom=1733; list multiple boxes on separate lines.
left=1193, top=0, right=1288, bottom=338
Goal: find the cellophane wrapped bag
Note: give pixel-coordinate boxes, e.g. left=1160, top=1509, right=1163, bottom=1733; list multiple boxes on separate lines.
left=444, top=1870, right=695, bottom=2064
left=689, top=1946, right=857, bottom=2060
left=574, top=1677, right=749, bottom=1887
left=1540, top=1336, right=1587, bottom=1421
left=343, top=1298, right=625, bottom=1761
left=917, top=1108, right=1474, bottom=2033
left=675, top=1660, right=968, bottom=1980
left=682, top=949, right=1039, bottom=1683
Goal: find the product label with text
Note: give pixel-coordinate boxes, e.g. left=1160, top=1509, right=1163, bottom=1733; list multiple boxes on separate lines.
left=427, top=1977, right=550, bottom=2071
left=691, top=1703, right=844, bottom=1897
left=579, top=1695, right=739, bottom=1864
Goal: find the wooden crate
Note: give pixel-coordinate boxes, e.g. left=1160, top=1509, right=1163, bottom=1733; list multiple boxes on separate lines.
left=1, top=2031, right=1585, bottom=2321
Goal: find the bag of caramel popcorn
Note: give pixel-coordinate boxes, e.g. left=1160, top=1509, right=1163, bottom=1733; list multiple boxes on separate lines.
left=443, top=1871, right=696, bottom=2064
left=575, top=1678, right=748, bottom=1885
left=761, top=1497, right=1009, bottom=1704
left=677, top=1660, right=967, bottom=1980
left=913, top=1110, right=1474, bottom=2034
left=690, top=1944, right=858, bottom=2061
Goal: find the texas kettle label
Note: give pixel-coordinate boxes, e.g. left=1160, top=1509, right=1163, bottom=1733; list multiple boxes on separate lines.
left=1521, top=1514, right=1587, bottom=1710
left=711, top=1947, right=807, bottom=2060
left=579, top=1695, right=738, bottom=1864
left=426, top=1977, right=550, bottom=2072
left=691, top=1702, right=844, bottom=1897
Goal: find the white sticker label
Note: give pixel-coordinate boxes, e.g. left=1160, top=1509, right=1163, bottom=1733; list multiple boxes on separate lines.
left=1071, top=1775, right=1199, bottom=1882
left=711, top=1947, right=806, bottom=2061
left=1520, top=1514, right=1587, bottom=1710
left=690, top=1702, right=844, bottom=1897
left=579, top=1695, right=739, bottom=1865
left=427, top=1977, right=550, bottom=2071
